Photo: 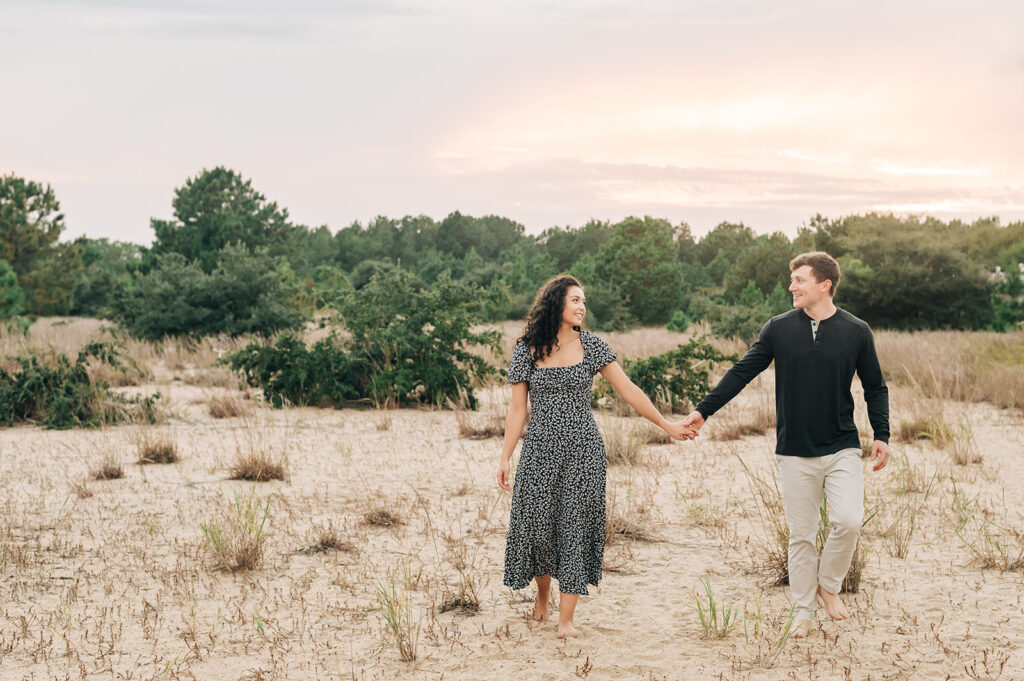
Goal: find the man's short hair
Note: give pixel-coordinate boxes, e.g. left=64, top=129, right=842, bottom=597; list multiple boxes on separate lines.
left=790, top=251, right=840, bottom=297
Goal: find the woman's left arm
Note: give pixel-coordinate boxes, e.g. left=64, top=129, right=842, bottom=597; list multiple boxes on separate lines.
left=598, top=361, right=696, bottom=440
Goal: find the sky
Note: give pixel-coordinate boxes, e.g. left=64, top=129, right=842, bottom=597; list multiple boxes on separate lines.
left=2, top=0, right=1023, bottom=244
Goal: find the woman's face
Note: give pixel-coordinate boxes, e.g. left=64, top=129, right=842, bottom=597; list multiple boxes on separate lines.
left=561, top=286, right=586, bottom=327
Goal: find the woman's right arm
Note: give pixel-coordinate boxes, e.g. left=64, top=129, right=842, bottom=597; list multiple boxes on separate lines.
left=497, top=382, right=529, bottom=491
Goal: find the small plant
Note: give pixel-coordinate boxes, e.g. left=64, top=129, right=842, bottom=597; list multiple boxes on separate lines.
left=362, top=505, right=405, bottom=528
left=886, top=503, right=917, bottom=559
left=92, top=456, right=124, bottom=481
left=694, top=575, right=738, bottom=639
left=949, top=424, right=983, bottom=465
left=200, top=491, right=270, bottom=572
left=229, top=450, right=286, bottom=481
left=742, top=600, right=797, bottom=669
left=137, top=431, right=179, bottom=464
left=376, top=579, right=419, bottom=661
left=229, top=420, right=287, bottom=481
left=439, top=534, right=482, bottom=614
left=298, top=521, right=355, bottom=555
left=890, top=447, right=931, bottom=494
left=209, top=394, right=250, bottom=419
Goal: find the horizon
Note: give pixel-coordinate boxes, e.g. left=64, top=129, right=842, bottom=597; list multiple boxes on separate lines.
left=3, top=0, right=1023, bottom=245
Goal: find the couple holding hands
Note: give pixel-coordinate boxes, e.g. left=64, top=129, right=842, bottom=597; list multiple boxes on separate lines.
left=496, top=251, right=890, bottom=640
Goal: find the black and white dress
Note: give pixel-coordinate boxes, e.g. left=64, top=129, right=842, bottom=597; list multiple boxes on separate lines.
left=503, top=330, right=617, bottom=595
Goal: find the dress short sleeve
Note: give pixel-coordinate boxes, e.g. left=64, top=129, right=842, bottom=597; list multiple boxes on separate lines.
left=507, top=341, right=532, bottom=384
left=585, top=332, right=617, bottom=375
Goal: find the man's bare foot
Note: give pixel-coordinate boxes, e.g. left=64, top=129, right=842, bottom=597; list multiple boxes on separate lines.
left=791, top=619, right=812, bottom=639
left=817, top=585, right=850, bottom=620
left=556, top=621, right=579, bottom=638
left=531, top=595, right=549, bottom=622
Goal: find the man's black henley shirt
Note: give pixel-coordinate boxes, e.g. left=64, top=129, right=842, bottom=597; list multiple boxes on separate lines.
left=695, top=308, right=890, bottom=458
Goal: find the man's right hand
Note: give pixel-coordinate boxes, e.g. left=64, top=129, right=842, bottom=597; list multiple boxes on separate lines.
left=682, top=411, right=705, bottom=433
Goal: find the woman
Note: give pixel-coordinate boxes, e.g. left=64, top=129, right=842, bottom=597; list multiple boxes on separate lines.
left=496, top=275, right=695, bottom=638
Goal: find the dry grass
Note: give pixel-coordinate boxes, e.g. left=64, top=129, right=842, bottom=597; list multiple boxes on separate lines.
left=877, top=329, right=1024, bottom=411
left=228, top=416, right=288, bottom=481
left=209, top=394, right=251, bottom=419
left=890, top=448, right=936, bottom=495
left=736, top=455, right=789, bottom=587
left=711, top=399, right=776, bottom=441
left=455, top=409, right=505, bottom=440
left=377, top=580, right=419, bottom=661
left=136, top=431, right=179, bottom=464
left=91, top=456, right=124, bottom=481
left=639, top=423, right=673, bottom=445
left=229, top=451, right=286, bottom=481
left=605, top=481, right=661, bottom=545
left=439, top=534, right=482, bottom=614
left=362, top=506, right=406, bottom=528
left=200, top=491, right=270, bottom=572
left=299, top=521, right=356, bottom=555
left=600, top=413, right=648, bottom=466
left=949, top=424, right=983, bottom=465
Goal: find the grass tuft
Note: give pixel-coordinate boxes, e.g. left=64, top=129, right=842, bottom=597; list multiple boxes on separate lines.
left=92, top=456, right=124, bottom=481
left=209, top=394, right=251, bottom=419
left=377, top=580, right=419, bottom=661
left=694, top=574, right=739, bottom=639
left=137, top=431, right=179, bottom=464
left=299, top=521, right=356, bottom=555
left=362, top=507, right=405, bottom=528
left=200, top=491, right=270, bottom=572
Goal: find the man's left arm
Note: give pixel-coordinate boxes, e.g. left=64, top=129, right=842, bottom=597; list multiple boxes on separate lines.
left=857, top=326, right=890, bottom=471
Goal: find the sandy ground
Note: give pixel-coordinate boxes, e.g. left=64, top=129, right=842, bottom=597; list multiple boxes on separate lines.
left=2, top=373, right=1024, bottom=681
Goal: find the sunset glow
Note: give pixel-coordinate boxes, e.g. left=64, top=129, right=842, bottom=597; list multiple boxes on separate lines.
left=1, top=1, right=1022, bottom=241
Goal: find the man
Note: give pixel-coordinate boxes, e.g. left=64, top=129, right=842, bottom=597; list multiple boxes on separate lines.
left=683, top=251, right=890, bottom=638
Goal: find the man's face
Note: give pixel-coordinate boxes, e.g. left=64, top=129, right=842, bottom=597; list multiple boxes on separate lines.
left=789, top=265, right=830, bottom=309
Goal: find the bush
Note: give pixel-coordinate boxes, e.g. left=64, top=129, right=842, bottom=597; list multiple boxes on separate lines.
left=666, top=310, right=691, bottom=333
left=228, top=268, right=502, bottom=409
left=0, top=342, right=159, bottom=429
left=336, top=268, right=501, bottom=408
left=593, top=337, right=739, bottom=414
left=117, top=245, right=306, bottom=339
left=227, top=332, right=367, bottom=408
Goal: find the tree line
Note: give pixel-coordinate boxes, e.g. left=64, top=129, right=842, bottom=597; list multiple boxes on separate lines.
left=2, top=167, right=1023, bottom=341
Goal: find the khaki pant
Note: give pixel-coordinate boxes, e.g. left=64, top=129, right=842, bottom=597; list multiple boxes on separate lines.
left=776, top=449, right=864, bottom=621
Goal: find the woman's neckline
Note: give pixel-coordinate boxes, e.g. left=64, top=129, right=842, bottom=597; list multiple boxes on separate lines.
left=534, top=330, right=585, bottom=369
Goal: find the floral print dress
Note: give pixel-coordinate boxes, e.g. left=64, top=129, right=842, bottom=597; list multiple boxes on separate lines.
left=503, top=330, right=617, bottom=595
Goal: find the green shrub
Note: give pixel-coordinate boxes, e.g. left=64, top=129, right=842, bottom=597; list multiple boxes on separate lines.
left=337, top=268, right=501, bottom=408
left=228, top=268, right=502, bottom=409
left=117, top=245, right=306, bottom=339
left=0, top=342, right=160, bottom=429
left=593, top=337, right=739, bottom=414
left=227, top=332, right=367, bottom=408
left=666, top=310, right=691, bottom=333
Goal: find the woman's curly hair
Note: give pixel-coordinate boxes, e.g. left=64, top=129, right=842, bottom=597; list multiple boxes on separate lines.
left=518, top=275, right=584, bottom=366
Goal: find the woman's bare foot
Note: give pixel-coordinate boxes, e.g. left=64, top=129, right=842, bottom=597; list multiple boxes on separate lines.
left=817, top=585, right=850, bottom=620
left=556, top=621, right=579, bottom=638
left=791, top=619, right=812, bottom=639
